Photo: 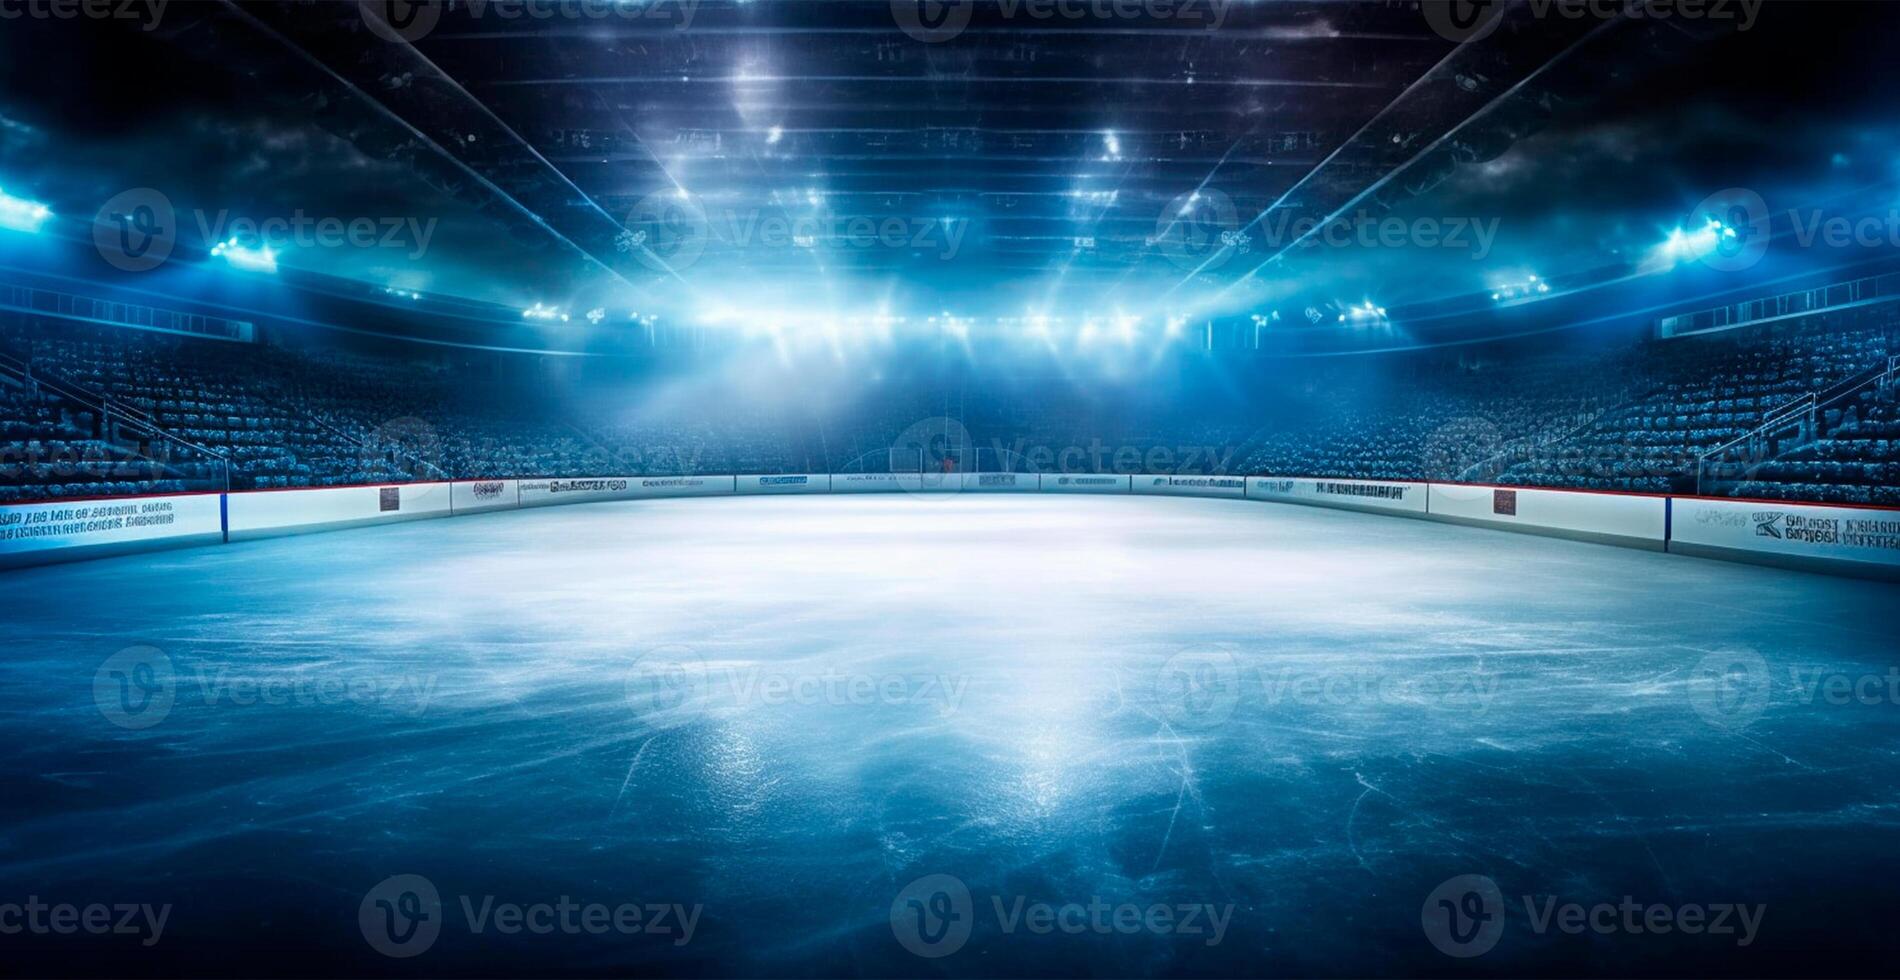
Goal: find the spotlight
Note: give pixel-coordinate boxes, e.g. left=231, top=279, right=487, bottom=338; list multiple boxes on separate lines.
left=1491, top=274, right=1551, bottom=303
left=0, top=187, right=51, bottom=233
left=209, top=237, right=277, bottom=273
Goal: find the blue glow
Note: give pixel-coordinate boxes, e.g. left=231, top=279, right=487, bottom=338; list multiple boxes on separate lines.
left=209, top=237, right=278, bottom=273
left=0, top=187, right=52, bottom=233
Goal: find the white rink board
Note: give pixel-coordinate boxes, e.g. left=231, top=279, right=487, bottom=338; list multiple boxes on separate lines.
left=736, top=474, right=831, bottom=494
left=1671, top=498, right=1900, bottom=575
left=517, top=478, right=637, bottom=508
left=628, top=476, right=735, bottom=498
left=1246, top=477, right=1427, bottom=515
left=452, top=479, right=518, bottom=514
left=0, top=493, right=224, bottom=567
left=1132, top=474, right=1247, bottom=498
left=1428, top=484, right=1666, bottom=548
left=830, top=473, right=902, bottom=493
left=227, top=483, right=451, bottom=541
left=961, top=472, right=1038, bottom=492
left=1038, top=474, right=1131, bottom=494
left=831, top=473, right=960, bottom=493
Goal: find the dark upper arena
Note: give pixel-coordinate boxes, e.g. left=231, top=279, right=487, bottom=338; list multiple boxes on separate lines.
left=2, top=2, right=1899, bottom=506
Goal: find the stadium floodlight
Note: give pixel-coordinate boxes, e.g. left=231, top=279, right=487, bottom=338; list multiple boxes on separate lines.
left=523, top=302, right=566, bottom=321
left=1492, top=274, right=1552, bottom=303
left=1340, top=301, right=1388, bottom=325
left=209, top=237, right=277, bottom=273
left=766, top=126, right=783, bottom=145
left=0, top=187, right=51, bottom=233
left=1662, top=221, right=1722, bottom=261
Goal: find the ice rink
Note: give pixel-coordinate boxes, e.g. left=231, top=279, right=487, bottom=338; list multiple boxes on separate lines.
left=3, top=493, right=1898, bottom=976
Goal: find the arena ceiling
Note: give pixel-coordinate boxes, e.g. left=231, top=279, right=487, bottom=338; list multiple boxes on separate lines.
left=2, top=2, right=1897, bottom=338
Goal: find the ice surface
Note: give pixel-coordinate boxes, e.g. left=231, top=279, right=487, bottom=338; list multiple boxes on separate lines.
left=1, top=494, right=1896, bottom=976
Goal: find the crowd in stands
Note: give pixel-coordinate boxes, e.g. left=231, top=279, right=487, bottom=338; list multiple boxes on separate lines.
left=2, top=303, right=1898, bottom=506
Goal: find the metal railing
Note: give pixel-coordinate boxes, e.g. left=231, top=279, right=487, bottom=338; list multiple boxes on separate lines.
left=0, top=349, right=232, bottom=493
left=1696, top=357, right=1900, bottom=494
